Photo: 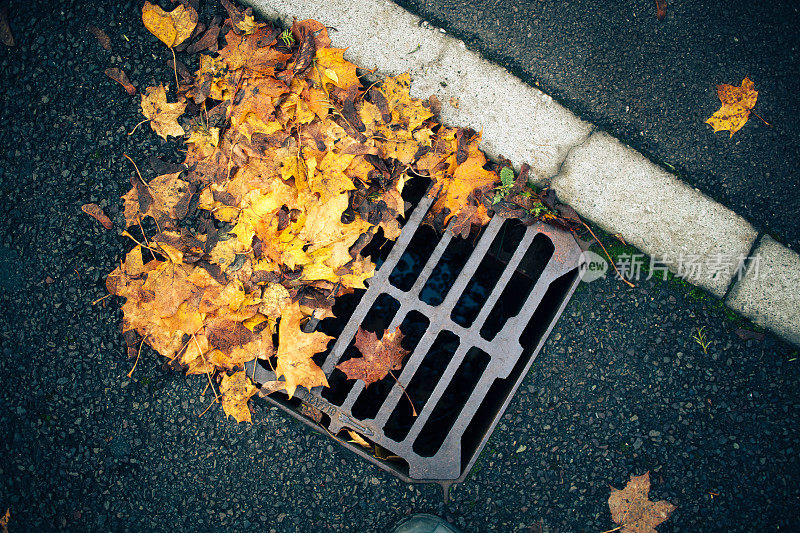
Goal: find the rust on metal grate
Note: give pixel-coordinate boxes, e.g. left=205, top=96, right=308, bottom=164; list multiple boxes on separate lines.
left=246, top=187, right=584, bottom=484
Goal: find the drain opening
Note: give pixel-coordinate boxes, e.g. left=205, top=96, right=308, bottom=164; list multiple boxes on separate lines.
left=384, top=328, right=458, bottom=442
left=351, top=308, right=429, bottom=420
left=450, top=219, right=526, bottom=328
left=479, top=233, right=555, bottom=340
left=388, top=224, right=440, bottom=291
left=460, top=267, right=580, bottom=471
left=412, top=346, right=491, bottom=457
left=419, top=232, right=478, bottom=306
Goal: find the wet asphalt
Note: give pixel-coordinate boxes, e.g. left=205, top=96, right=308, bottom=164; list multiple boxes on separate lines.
left=392, top=0, right=800, bottom=251
left=0, top=1, right=798, bottom=531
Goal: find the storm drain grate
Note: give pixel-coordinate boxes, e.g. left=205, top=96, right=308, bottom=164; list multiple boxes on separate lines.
left=246, top=186, right=584, bottom=483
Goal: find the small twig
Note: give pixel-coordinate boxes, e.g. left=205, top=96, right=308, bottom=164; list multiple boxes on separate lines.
left=171, top=47, right=179, bottom=88
left=751, top=110, right=771, bottom=127
left=198, top=397, right=218, bottom=417
left=123, top=153, right=152, bottom=191
left=581, top=221, right=635, bottom=288
left=91, top=293, right=112, bottom=306
left=388, top=370, right=417, bottom=417
left=127, top=335, right=148, bottom=378
left=137, top=216, right=158, bottom=261
left=600, top=527, right=622, bottom=533
left=127, top=118, right=149, bottom=136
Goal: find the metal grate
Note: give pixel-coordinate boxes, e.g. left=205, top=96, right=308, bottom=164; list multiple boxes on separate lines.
left=246, top=190, right=584, bottom=483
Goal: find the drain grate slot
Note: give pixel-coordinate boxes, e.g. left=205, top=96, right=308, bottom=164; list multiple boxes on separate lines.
left=247, top=184, right=585, bottom=483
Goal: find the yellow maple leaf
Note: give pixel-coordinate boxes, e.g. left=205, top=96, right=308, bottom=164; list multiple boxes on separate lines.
left=312, top=48, right=360, bottom=90
left=142, top=1, right=197, bottom=48
left=219, top=370, right=258, bottom=423
left=276, top=302, right=332, bottom=398
left=706, top=77, right=759, bottom=137
left=141, top=85, right=187, bottom=140
left=428, top=133, right=498, bottom=225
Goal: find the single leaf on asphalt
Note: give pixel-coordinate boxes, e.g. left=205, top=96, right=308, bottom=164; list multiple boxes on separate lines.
left=706, top=77, right=759, bottom=137
left=81, top=203, right=113, bottom=229
left=337, top=327, right=409, bottom=387
left=608, top=472, right=675, bottom=533
left=141, top=85, right=186, bottom=140
left=655, top=0, right=667, bottom=20
left=87, top=24, right=111, bottom=50
left=0, top=5, right=14, bottom=47
left=105, top=68, right=137, bottom=95
left=142, top=1, right=197, bottom=48
left=219, top=370, right=258, bottom=423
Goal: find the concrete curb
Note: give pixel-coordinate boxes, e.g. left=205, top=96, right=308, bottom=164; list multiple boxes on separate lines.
left=243, top=0, right=800, bottom=347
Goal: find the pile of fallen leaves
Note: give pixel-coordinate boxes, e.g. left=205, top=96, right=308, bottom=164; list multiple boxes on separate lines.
left=106, top=0, right=544, bottom=423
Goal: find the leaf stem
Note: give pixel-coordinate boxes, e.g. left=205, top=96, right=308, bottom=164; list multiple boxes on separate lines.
left=581, top=221, right=635, bottom=288
left=388, top=370, right=417, bottom=417
left=127, top=335, right=148, bottom=378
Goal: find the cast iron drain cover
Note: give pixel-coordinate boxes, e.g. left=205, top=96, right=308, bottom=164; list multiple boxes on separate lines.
left=246, top=185, right=584, bottom=484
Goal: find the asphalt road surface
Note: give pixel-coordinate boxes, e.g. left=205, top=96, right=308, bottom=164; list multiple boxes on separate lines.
left=392, top=0, right=800, bottom=251
left=0, top=1, right=798, bottom=531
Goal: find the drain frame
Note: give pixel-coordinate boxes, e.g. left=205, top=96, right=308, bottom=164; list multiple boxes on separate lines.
left=246, top=192, right=585, bottom=484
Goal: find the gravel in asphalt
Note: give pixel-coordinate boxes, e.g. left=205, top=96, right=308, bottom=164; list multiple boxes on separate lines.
left=1, top=1, right=798, bottom=531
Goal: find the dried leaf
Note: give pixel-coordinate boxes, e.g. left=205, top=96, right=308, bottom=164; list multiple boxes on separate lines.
left=346, top=429, right=371, bottom=448
left=87, top=24, right=111, bottom=50
left=81, top=203, right=113, bottom=229
left=706, top=77, right=759, bottom=137
left=142, top=1, right=197, bottom=48
left=336, top=327, right=409, bottom=387
left=276, top=302, right=332, bottom=398
left=655, top=0, right=667, bottom=20
left=0, top=508, right=8, bottom=533
left=141, top=85, right=186, bottom=140
left=105, top=68, right=137, bottom=95
left=219, top=370, right=258, bottom=423
left=0, top=6, right=14, bottom=47
left=608, top=472, right=675, bottom=533
left=258, top=380, right=287, bottom=397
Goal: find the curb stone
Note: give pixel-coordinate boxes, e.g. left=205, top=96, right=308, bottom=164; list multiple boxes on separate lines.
left=726, top=236, right=800, bottom=346
left=242, top=0, right=800, bottom=347
left=551, top=131, right=757, bottom=298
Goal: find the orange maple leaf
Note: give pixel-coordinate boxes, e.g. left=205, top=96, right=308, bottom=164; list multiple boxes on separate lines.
left=608, top=472, right=676, bottom=533
left=336, top=327, right=409, bottom=387
left=428, top=133, right=497, bottom=226
left=706, top=77, right=759, bottom=137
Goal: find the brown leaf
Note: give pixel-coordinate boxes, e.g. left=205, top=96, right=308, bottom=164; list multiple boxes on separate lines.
left=81, top=203, right=113, bottom=229
left=87, top=24, right=111, bottom=50
left=735, top=328, right=765, bottom=341
left=655, top=0, right=667, bottom=20
left=206, top=318, right=256, bottom=355
left=336, top=326, right=409, bottom=387
left=186, top=23, right=220, bottom=54
left=0, top=5, right=14, bottom=47
left=608, top=472, right=675, bottom=533
left=0, top=508, right=9, bottom=533
left=105, top=68, right=137, bottom=95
